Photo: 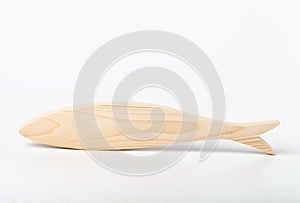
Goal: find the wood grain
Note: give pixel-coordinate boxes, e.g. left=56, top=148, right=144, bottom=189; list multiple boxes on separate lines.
left=19, top=103, right=279, bottom=155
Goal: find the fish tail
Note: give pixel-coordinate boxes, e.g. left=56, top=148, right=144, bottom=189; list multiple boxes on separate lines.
left=226, top=120, right=280, bottom=155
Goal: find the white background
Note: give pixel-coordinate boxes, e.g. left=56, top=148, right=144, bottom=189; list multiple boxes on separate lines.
left=0, top=0, right=299, bottom=202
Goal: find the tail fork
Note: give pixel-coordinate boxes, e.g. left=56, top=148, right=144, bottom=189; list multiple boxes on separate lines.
left=227, top=120, right=280, bottom=155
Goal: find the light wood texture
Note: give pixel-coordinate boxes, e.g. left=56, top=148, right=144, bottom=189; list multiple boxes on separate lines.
left=19, top=103, right=279, bottom=155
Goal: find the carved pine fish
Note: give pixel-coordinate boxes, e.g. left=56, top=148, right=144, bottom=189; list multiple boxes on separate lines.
left=19, top=103, right=279, bottom=155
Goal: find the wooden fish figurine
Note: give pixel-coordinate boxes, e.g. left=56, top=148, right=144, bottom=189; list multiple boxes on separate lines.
left=19, top=103, right=279, bottom=155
